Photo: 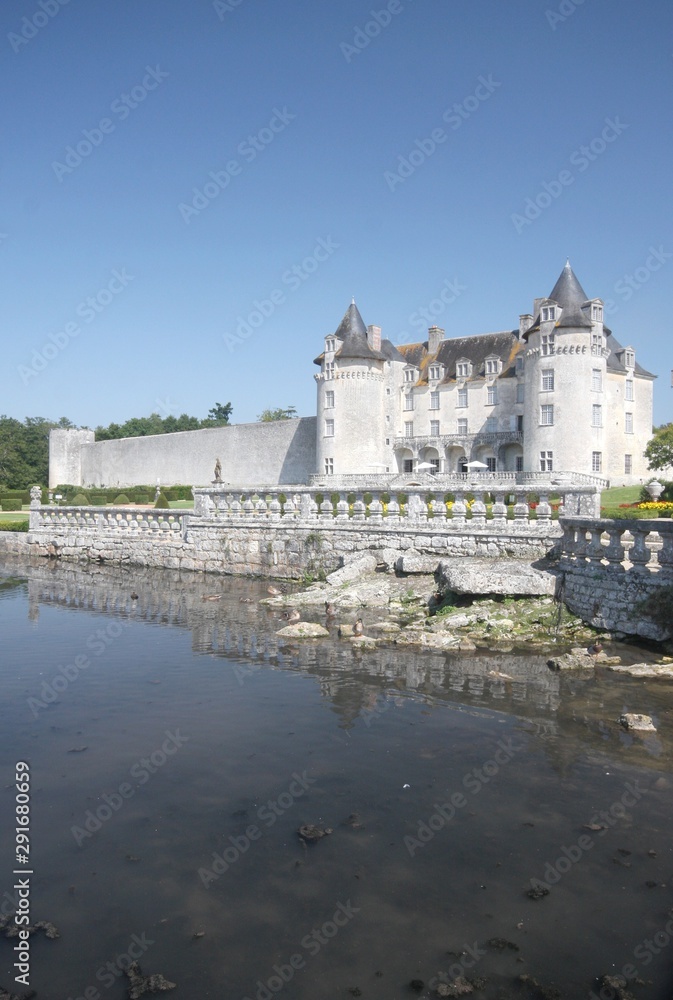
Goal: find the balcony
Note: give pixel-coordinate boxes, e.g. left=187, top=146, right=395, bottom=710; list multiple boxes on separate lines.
left=394, top=431, right=524, bottom=449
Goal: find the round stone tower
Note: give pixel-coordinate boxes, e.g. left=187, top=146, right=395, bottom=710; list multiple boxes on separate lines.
left=522, top=262, right=607, bottom=475
left=314, top=300, right=386, bottom=477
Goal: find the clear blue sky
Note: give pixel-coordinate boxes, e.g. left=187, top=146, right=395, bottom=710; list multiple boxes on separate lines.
left=2, top=0, right=672, bottom=429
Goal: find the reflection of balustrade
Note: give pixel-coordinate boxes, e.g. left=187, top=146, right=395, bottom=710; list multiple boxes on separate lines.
left=559, top=517, right=673, bottom=574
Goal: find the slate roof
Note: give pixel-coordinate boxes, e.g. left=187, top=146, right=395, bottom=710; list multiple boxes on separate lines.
left=397, top=331, right=522, bottom=386
left=334, top=301, right=385, bottom=362
left=524, top=260, right=592, bottom=333
left=605, top=331, right=655, bottom=378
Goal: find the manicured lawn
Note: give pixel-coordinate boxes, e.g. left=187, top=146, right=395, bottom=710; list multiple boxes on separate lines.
left=0, top=511, right=29, bottom=523
left=601, top=485, right=642, bottom=506
left=169, top=500, right=194, bottom=509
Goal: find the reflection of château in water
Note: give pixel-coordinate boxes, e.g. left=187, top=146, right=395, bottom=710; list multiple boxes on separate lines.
left=6, top=557, right=668, bottom=769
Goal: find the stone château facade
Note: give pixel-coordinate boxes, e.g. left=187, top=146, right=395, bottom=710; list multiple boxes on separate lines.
left=314, top=262, right=654, bottom=484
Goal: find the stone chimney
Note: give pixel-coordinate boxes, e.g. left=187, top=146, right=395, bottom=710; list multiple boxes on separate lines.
left=428, top=325, right=444, bottom=354
left=367, top=325, right=381, bottom=351
left=519, top=314, right=533, bottom=338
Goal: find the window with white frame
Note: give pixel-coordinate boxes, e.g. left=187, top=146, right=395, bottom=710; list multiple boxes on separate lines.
left=457, top=418, right=468, bottom=435
left=540, top=404, right=554, bottom=426
left=324, top=457, right=334, bottom=474
left=430, top=390, right=440, bottom=410
left=541, top=333, right=555, bottom=356
left=625, top=380, right=634, bottom=401
left=325, top=362, right=334, bottom=380
left=516, top=356, right=524, bottom=375
left=325, top=390, right=334, bottom=408
left=430, top=419, right=440, bottom=436
left=591, top=368, right=602, bottom=392
left=429, top=365, right=442, bottom=381
left=625, top=412, right=633, bottom=434
left=486, top=416, right=498, bottom=433
left=541, top=369, right=554, bottom=391
left=404, top=421, right=414, bottom=438
left=456, top=360, right=471, bottom=378
left=485, top=357, right=500, bottom=376
left=486, top=457, right=496, bottom=472
left=540, top=450, right=553, bottom=472
left=325, top=338, right=336, bottom=353
left=624, top=454, right=632, bottom=474
left=487, top=385, right=497, bottom=405
left=592, top=451, right=602, bottom=473
left=404, top=368, right=416, bottom=383
left=592, top=303, right=603, bottom=321
left=430, top=458, right=440, bottom=474
left=403, top=459, right=413, bottom=473
left=516, top=384, right=524, bottom=404
left=515, top=456, right=524, bottom=472
left=541, top=305, right=556, bottom=322
left=591, top=331, right=603, bottom=356
left=624, top=350, right=635, bottom=368
left=457, top=387, right=468, bottom=408
left=324, top=419, right=334, bottom=437
left=404, top=394, right=414, bottom=411
left=592, top=404, right=602, bottom=427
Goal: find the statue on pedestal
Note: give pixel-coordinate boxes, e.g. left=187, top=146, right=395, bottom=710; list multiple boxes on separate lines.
left=213, top=458, right=223, bottom=484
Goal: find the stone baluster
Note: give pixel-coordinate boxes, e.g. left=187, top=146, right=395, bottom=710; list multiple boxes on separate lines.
left=407, top=492, right=427, bottom=522
left=655, top=526, right=673, bottom=574
left=451, top=492, right=467, bottom=526
left=602, top=525, right=626, bottom=570
left=255, top=495, right=268, bottom=517
left=230, top=494, right=242, bottom=516
left=586, top=527, right=606, bottom=565
left=430, top=495, right=446, bottom=524
left=335, top=494, right=350, bottom=521
left=268, top=493, right=282, bottom=521
left=628, top=525, right=653, bottom=571
left=242, top=494, right=255, bottom=517
left=369, top=492, right=384, bottom=523
left=513, top=492, right=529, bottom=521
left=471, top=491, right=487, bottom=528
left=319, top=494, right=334, bottom=518
left=299, top=492, right=319, bottom=520
left=352, top=492, right=366, bottom=521
left=491, top=492, right=507, bottom=525
left=386, top=496, right=400, bottom=523
left=536, top=493, right=552, bottom=522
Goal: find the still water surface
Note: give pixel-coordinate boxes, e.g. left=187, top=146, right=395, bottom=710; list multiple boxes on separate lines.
left=1, top=558, right=673, bottom=999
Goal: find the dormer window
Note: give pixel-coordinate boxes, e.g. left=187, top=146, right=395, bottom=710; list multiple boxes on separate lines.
left=591, top=303, right=603, bottom=322
left=624, top=349, right=635, bottom=369
left=404, top=367, right=417, bottom=383
left=428, top=364, right=443, bottom=381
left=485, top=356, right=501, bottom=376
left=541, top=306, right=557, bottom=322
left=325, top=338, right=336, bottom=353
left=456, top=359, right=472, bottom=379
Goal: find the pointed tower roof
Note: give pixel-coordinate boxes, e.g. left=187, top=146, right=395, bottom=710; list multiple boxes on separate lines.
left=334, top=300, right=384, bottom=361
left=548, top=260, right=592, bottom=329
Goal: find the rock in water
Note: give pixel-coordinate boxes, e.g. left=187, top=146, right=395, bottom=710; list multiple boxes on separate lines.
left=124, top=962, right=176, bottom=999
left=620, top=713, right=656, bottom=732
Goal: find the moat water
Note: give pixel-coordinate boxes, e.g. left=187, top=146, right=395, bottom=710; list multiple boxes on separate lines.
left=1, top=558, right=673, bottom=999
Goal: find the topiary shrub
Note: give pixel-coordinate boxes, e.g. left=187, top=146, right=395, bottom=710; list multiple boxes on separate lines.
left=113, top=494, right=132, bottom=505
left=0, top=520, right=28, bottom=532
left=0, top=499, right=22, bottom=511
left=70, top=494, right=89, bottom=506
left=133, top=494, right=150, bottom=505
left=154, top=491, right=170, bottom=509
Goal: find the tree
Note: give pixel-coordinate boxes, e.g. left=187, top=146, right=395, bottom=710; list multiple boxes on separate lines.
left=645, top=423, right=673, bottom=471
left=257, top=406, right=297, bottom=422
left=204, top=402, right=233, bottom=426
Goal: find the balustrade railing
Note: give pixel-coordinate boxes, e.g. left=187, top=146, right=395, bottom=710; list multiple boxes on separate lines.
left=559, top=517, right=673, bottom=574
left=29, top=506, right=185, bottom=534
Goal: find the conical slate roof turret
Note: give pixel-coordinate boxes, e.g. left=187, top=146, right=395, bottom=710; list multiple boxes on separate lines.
left=334, top=300, right=384, bottom=361
left=548, top=260, right=592, bottom=329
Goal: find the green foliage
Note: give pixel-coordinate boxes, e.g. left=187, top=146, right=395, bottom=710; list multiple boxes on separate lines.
left=0, top=415, right=67, bottom=488
left=70, top=494, right=89, bottom=506
left=113, top=494, right=132, bottom=505
left=154, top=491, right=171, bottom=509
left=645, top=423, right=673, bottom=471
left=0, top=519, right=28, bottom=532
left=257, top=406, right=297, bottom=422
left=0, top=499, right=22, bottom=511
left=95, top=404, right=232, bottom=441
left=133, top=494, right=150, bottom=505
left=204, top=402, right=233, bottom=426
left=639, top=479, right=673, bottom=503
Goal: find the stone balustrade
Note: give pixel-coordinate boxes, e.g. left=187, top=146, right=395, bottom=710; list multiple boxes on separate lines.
left=29, top=505, right=185, bottom=535
left=559, top=517, right=673, bottom=575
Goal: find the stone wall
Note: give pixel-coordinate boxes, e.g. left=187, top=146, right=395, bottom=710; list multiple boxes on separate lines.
left=49, top=418, right=317, bottom=489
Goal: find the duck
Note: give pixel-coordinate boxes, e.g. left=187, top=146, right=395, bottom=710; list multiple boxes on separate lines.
left=130, top=592, right=139, bottom=600
left=352, top=618, right=364, bottom=636
left=201, top=594, right=222, bottom=602
left=239, top=597, right=252, bottom=603
left=267, top=585, right=282, bottom=596
left=282, top=609, right=301, bottom=624
left=588, top=641, right=604, bottom=655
